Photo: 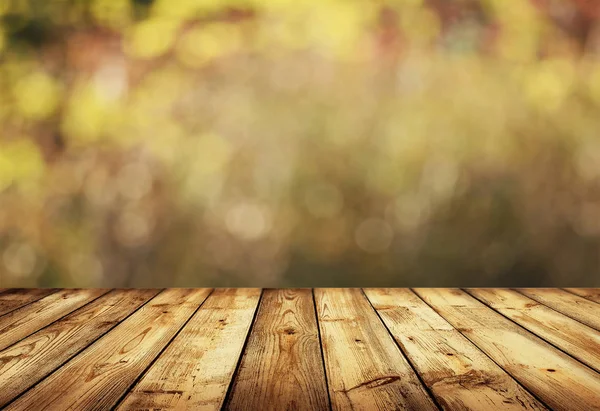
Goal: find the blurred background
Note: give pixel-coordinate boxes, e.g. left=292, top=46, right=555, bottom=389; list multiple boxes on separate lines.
left=1, top=0, right=600, bottom=288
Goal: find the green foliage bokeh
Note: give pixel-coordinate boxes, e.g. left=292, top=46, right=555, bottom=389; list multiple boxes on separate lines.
left=1, top=0, right=600, bottom=287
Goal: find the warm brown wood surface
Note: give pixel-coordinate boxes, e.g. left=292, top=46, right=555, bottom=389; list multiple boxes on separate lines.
left=414, top=288, right=600, bottom=411
left=315, top=288, right=437, bottom=411
left=226, top=289, right=329, bottom=411
left=517, top=288, right=600, bottom=331
left=119, top=288, right=261, bottom=411
left=0, top=288, right=109, bottom=351
left=564, top=288, right=600, bottom=303
left=5, top=289, right=212, bottom=411
left=0, top=288, right=599, bottom=410
left=364, top=288, right=545, bottom=410
left=0, top=289, right=159, bottom=407
left=467, top=288, right=600, bottom=374
left=0, top=289, right=57, bottom=317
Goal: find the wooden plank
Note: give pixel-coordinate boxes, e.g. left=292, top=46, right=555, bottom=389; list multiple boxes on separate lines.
left=364, top=288, right=545, bottom=410
left=0, top=289, right=159, bottom=407
left=564, top=288, right=600, bottom=304
left=414, top=288, right=600, bottom=411
left=315, top=288, right=437, bottom=411
left=517, top=288, right=600, bottom=331
left=225, top=289, right=329, bottom=411
left=117, top=288, right=261, bottom=411
left=468, top=288, right=600, bottom=373
left=0, top=289, right=58, bottom=317
left=5, top=288, right=212, bottom=411
left=0, top=289, right=109, bottom=351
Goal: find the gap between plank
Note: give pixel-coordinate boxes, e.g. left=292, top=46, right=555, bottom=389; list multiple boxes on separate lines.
left=0, top=289, right=61, bottom=320
left=560, top=288, right=600, bottom=305
left=2, top=288, right=167, bottom=409
left=110, top=288, right=216, bottom=410
left=464, top=288, right=600, bottom=376
left=360, top=288, right=443, bottom=411
left=0, top=289, right=114, bottom=352
left=512, top=289, right=600, bottom=332
left=220, top=288, right=265, bottom=411
left=312, top=288, right=333, bottom=411
left=411, top=288, right=552, bottom=410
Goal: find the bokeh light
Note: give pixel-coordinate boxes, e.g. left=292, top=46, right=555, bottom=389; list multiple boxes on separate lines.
left=1, top=0, right=600, bottom=287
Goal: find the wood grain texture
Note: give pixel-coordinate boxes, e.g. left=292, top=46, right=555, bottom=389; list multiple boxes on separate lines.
left=517, top=288, right=600, bottom=331
left=467, top=288, right=600, bottom=373
left=315, top=288, right=438, bottom=411
left=415, top=288, right=600, bottom=411
left=364, top=288, right=545, bottom=410
left=564, top=288, right=600, bottom=304
left=0, top=289, right=159, bottom=407
left=0, top=289, right=58, bottom=317
left=118, top=288, right=261, bottom=411
left=0, top=288, right=599, bottom=410
left=0, top=289, right=109, bottom=351
left=226, top=289, right=329, bottom=411
left=5, top=288, right=212, bottom=411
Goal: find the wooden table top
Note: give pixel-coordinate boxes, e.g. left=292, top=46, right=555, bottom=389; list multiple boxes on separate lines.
left=0, top=288, right=599, bottom=410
